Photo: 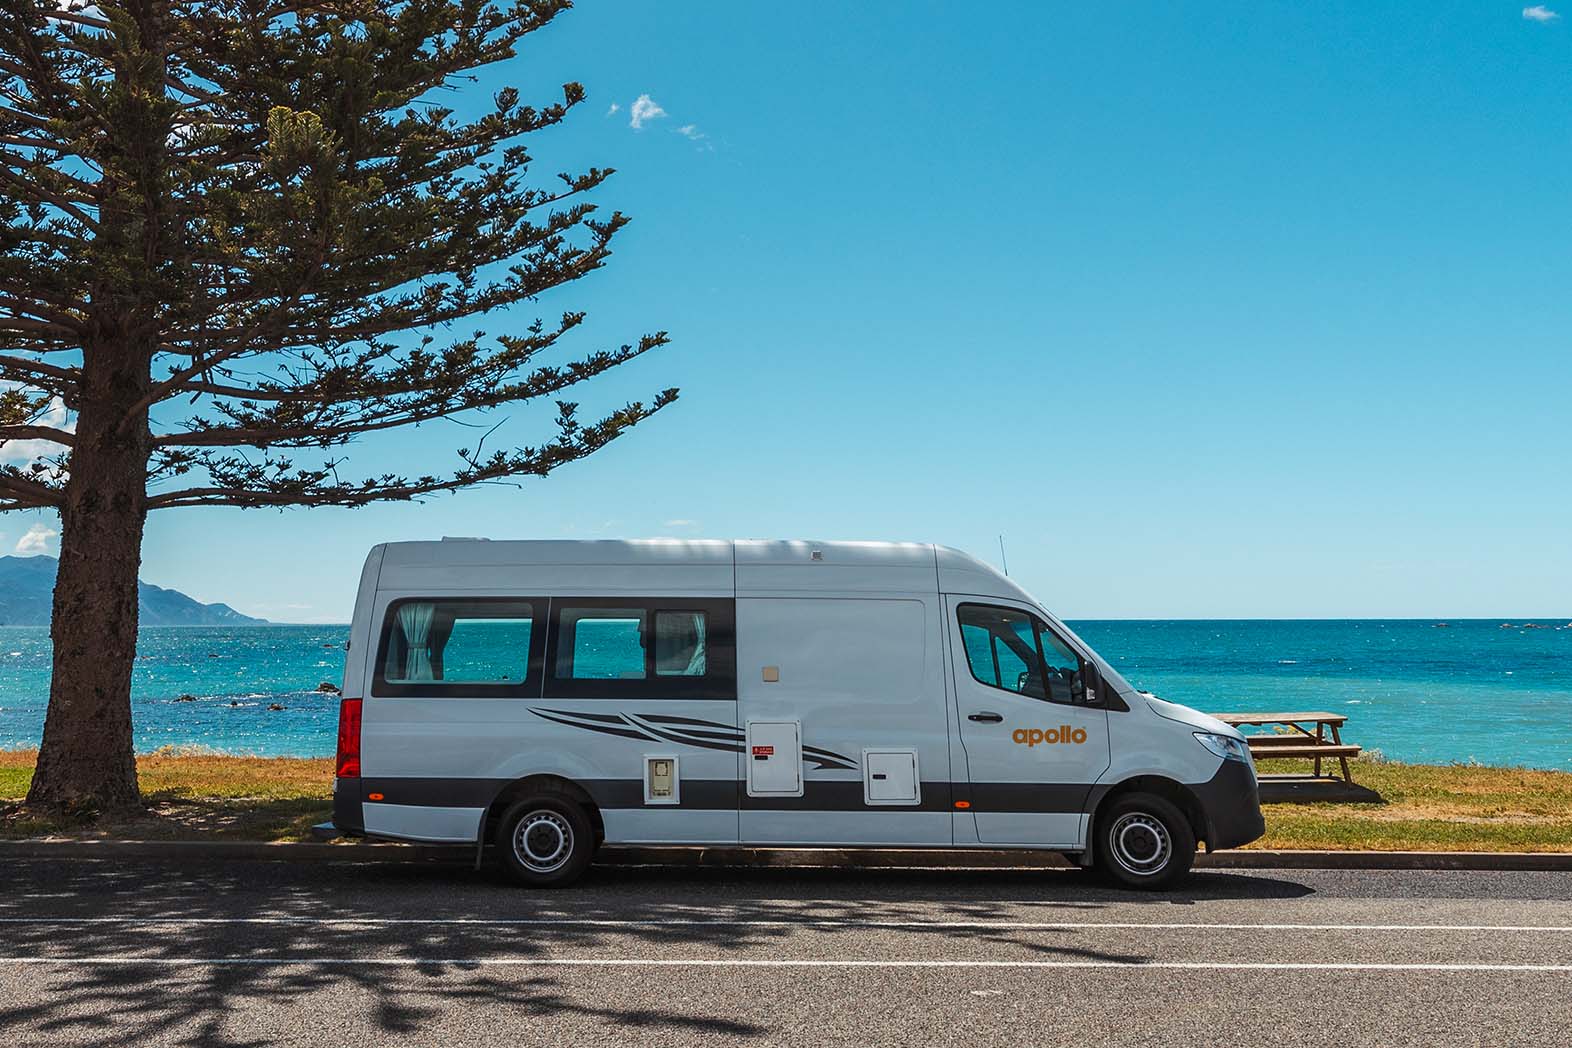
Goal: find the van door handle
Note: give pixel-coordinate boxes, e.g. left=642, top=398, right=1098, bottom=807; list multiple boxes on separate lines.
left=968, top=711, right=1003, bottom=723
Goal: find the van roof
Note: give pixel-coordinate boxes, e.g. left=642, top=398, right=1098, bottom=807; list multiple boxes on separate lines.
left=371, top=539, right=1036, bottom=604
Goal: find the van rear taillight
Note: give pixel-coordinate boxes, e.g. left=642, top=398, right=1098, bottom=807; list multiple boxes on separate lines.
left=335, top=698, right=362, bottom=778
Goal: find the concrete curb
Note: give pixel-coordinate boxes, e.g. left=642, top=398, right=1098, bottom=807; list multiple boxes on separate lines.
left=2, top=839, right=1570, bottom=872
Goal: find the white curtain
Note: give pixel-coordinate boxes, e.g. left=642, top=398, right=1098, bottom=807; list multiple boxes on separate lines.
left=684, top=613, right=707, bottom=676
left=399, top=602, right=436, bottom=681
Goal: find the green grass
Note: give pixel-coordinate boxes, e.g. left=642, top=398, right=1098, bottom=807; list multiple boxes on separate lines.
left=1251, top=757, right=1572, bottom=852
left=4, top=751, right=1570, bottom=851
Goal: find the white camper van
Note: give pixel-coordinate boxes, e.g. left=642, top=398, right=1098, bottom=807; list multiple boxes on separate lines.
left=332, top=540, right=1263, bottom=890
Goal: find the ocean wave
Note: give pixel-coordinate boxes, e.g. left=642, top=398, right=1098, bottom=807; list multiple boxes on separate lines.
left=140, top=743, right=238, bottom=758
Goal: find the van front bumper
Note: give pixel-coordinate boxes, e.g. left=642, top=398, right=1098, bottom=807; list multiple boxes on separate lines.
left=1192, top=759, right=1265, bottom=851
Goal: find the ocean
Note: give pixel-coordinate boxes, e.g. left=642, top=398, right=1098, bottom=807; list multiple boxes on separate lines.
left=0, top=619, right=1567, bottom=769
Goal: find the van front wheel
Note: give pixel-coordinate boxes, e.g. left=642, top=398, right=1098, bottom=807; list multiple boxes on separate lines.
left=496, top=796, right=595, bottom=888
left=1094, top=792, right=1195, bottom=890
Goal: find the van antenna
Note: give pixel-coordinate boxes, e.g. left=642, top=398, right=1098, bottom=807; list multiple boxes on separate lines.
left=998, top=534, right=1009, bottom=576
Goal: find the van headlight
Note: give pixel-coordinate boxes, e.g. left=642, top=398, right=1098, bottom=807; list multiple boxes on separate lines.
left=1194, top=732, right=1251, bottom=764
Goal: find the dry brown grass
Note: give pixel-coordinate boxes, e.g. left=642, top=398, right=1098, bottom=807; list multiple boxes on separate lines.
left=0, top=749, right=332, bottom=841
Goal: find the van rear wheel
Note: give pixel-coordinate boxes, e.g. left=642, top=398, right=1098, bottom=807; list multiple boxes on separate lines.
left=496, top=795, right=595, bottom=888
left=1094, top=792, right=1195, bottom=890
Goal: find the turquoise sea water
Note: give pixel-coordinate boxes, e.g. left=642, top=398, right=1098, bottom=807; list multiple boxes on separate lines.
left=0, top=620, right=1567, bottom=768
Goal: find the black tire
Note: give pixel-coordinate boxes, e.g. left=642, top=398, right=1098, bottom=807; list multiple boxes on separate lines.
left=1094, top=791, right=1196, bottom=890
left=495, top=794, right=596, bottom=888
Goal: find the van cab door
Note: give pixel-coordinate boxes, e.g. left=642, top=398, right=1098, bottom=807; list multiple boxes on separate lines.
left=946, top=597, right=1110, bottom=847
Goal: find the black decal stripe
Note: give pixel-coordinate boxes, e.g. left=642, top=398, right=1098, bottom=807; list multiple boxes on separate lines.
left=625, top=716, right=743, bottom=744
left=361, top=778, right=506, bottom=808
left=638, top=714, right=739, bottom=730
left=647, top=727, right=745, bottom=743
left=530, top=709, right=654, bottom=743
left=358, top=778, right=1097, bottom=815
left=534, top=709, right=634, bottom=725
left=801, top=746, right=858, bottom=771
left=628, top=719, right=748, bottom=756
left=581, top=778, right=739, bottom=810
left=968, top=782, right=1094, bottom=813
left=536, top=708, right=856, bottom=771
left=741, top=781, right=952, bottom=813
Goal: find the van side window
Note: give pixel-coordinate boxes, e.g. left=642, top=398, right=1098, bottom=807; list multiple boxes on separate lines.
left=957, top=603, right=1089, bottom=706
left=654, top=611, right=708, bottom=676
left=958, top=605, right=1046, bottom=699
left=545, top=598, right=735, bottom=700
left=556, top=608, right=648, bottom=679
left=1037, top=621, right=1088, bottom=706
left=375, top=599, right=539, bottom=696
left=552, top=608, right=709, bottom=679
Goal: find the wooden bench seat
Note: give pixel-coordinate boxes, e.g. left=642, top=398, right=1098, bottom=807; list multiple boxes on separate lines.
left=1245, top=743, right=1362, bottom=760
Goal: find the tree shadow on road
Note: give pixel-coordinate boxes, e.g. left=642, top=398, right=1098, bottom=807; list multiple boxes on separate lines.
left=0, top=858, right=1317, bottom=1046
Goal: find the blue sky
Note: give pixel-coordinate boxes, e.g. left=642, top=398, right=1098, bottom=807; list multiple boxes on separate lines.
left=5, top=1, right=1571, bottom=620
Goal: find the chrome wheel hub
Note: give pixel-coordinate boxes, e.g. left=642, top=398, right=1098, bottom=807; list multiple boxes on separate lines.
left=513, top=810, right=573, bottom=873
left=1109, top=812, right=1172, bottom=877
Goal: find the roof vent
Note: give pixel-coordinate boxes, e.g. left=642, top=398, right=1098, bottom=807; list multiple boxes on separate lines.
left=810, top=549, right=823, bottom=561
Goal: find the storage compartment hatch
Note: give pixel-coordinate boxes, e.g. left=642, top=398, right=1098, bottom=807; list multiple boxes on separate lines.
left=746, top=720, right=803, bottom=797
left=862, top=749, right=919, bottom=806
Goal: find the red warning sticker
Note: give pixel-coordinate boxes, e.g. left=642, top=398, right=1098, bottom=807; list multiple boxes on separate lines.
left=751, top=745, right=774, bottom=757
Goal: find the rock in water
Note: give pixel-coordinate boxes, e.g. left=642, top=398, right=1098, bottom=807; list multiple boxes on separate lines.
left=267, top=703, right=286, bottom=711
left=316, top=681, right=341, bottom=694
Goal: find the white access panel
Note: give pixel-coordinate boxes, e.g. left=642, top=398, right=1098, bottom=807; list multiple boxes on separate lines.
left=746, top=720, right=803, bottom=797
left=863, top=749, right=919, bottom=805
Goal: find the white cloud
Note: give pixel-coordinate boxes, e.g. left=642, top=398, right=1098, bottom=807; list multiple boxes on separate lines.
left=663, top=519, right=700, bottom=529
left=606, top=102, right=620, bottom=116
left=675, top=124, right=714, bottom=152
left=629, top=94, right=667, bottom=130
left=15, top=522, right=57, bottom=555
left=0, top=390, right=75, bottom=464
left=1524, top=5, right=1559, bottom=21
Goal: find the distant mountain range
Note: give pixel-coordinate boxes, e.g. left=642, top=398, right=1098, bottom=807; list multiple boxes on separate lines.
left=0, top=555, right=266, bottom=626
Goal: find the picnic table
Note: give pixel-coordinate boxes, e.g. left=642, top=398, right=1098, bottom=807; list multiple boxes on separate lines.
left=1211, top=711, right=1361, bottom=783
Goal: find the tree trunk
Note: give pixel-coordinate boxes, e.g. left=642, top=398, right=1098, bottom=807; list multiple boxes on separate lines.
left=25, top=361, right=152, bottom=813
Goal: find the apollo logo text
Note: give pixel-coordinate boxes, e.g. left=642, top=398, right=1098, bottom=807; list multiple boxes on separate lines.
left=1012, top=725, right=1088, bottom=747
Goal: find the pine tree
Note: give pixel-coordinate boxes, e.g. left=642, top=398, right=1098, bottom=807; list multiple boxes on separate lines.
left=0, top=0, right=674, bottom=812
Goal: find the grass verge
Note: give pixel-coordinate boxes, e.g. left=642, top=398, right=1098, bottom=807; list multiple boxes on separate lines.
left=1253, top=757, right=1572, bottom=852
left=0, top=749, right=331, bottom=842
left=3, top=751, right=1570, bottom=851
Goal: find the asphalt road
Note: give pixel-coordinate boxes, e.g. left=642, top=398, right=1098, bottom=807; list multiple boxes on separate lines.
left=0, top=857, right=1569, bottom=1047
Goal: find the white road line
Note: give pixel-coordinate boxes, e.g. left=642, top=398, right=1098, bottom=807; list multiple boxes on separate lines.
left=0, top=957, right=1567, bottom=972
left=0, top=917, right=1569, bottom=933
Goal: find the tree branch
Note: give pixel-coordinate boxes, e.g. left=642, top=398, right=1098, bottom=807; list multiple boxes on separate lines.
left=0, top=470, right=63, bottom=508
left=0, top=424, right=73, bottom=445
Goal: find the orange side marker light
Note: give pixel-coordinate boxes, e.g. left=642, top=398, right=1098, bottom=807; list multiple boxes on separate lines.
left=367, top=792, right=385, bottom=801
left=954, top=800, right=971, bottom=809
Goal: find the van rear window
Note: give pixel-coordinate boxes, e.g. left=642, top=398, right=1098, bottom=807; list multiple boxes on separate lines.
left=374, top=599, right=539, bottom=696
